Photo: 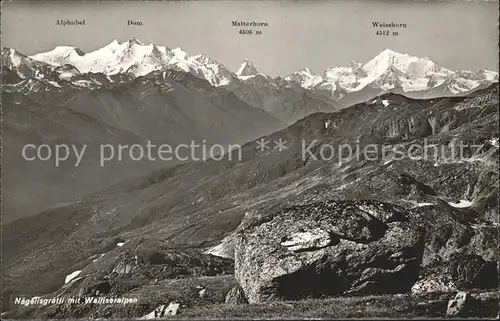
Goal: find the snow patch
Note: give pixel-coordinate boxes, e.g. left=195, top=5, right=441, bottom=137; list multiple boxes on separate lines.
left=74, top=80, right=98, bottom=88
left=410, top=201, right=436, bottom=208
left=204, top=241, right=232, bottom=259
left=46, top=80, right=62, bottom=88
left=58, top=69, right=81, bottom=81
left=238, top=75, right=256, bottom=81
left=92, top=254, right=106, bottom=262
left=448, top=200, right=472, bottom=208
left=64, top=270, right=82, bottom=284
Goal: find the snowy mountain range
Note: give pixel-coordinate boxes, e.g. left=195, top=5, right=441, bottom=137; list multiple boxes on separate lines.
left=20, top=38, right=235, bottom=87
left=2, top=38, right=498, bottom=111
left=287, top=49, right=498, bottom=101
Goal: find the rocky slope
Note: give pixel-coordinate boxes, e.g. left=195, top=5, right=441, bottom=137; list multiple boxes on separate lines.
left=2, top=84, right=498, bottom=318
left=228, top=71, right=342, bottom=124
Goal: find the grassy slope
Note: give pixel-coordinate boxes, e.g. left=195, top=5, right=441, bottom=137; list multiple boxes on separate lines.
left=180, top=292, right=498, bottom=319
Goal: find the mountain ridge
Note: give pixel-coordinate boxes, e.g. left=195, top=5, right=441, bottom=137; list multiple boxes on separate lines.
left=3, top=84, right=498, bottom=316
left=3, top=40, right=496, bottom=101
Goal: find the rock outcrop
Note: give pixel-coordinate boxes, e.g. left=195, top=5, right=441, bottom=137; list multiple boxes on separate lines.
left=411, top=203, right=499, bottom=294
left=411, top=274, right=457, bottom=294
left=140, top=302, right=180, bottom=319
left=446, top=291, right=470, bottom=317
left=234, top=200, right=425, bottom=303
left=449, top=253, right=498, bottom=290
left=445, top=291, right=499, bottom=318
left=225, top=285, right=248, bottom=304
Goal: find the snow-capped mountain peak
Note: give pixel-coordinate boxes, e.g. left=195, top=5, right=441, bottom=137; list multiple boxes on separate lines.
left=97, top=39, right=122, bottom=55
left=348, top=61, right=362, bottom=70
left=107, top=39, right=120, bottom=47
left=52, top=46, right=85, bottom=56
left=285, top=67, right=323, bottom=89
left=480, top=69, right=499, bottom=82
left=187, top=53, right=234, bottom=86
left=283, top=48, right=496, bottom=100
left=171, top=47, right=188, bottom=59
left=236, top=59, right=258, bottom=77
left=2, top=47, right=56, bottom=79
left=353, top=49, right=456, bottom=92
left=364, top=49, right=423, bottom=76
left=3, top=48, right=26, bottom=67
left=167, top=47, right=192, bottom=72
left=29, top=39, right=174, bottom=77
left=31, top=46, right=85, bottom=66
left=361, top=49, right=451, bottom=82
left=302, top=67, right=312, bottom=74
left=127, top=37, right=144, bottom=46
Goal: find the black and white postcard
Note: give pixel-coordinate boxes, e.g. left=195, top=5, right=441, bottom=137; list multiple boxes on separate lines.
left=1, top=0, right=499, bottom=319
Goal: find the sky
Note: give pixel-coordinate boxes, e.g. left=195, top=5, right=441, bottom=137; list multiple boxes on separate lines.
left=2, top=1, right=498, bottom=77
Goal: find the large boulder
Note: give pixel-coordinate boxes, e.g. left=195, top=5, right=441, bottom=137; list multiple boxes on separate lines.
left=449, top=253, right=498, bottom=290
left=234, top=200, right=425, bottom=303
left=445, top=291, right=498, bottom=318
left=410, top=203, right=499, bottom=294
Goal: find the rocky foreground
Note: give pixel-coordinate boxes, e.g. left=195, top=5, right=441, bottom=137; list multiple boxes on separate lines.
left=3, top=199, right=499, bottom=319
